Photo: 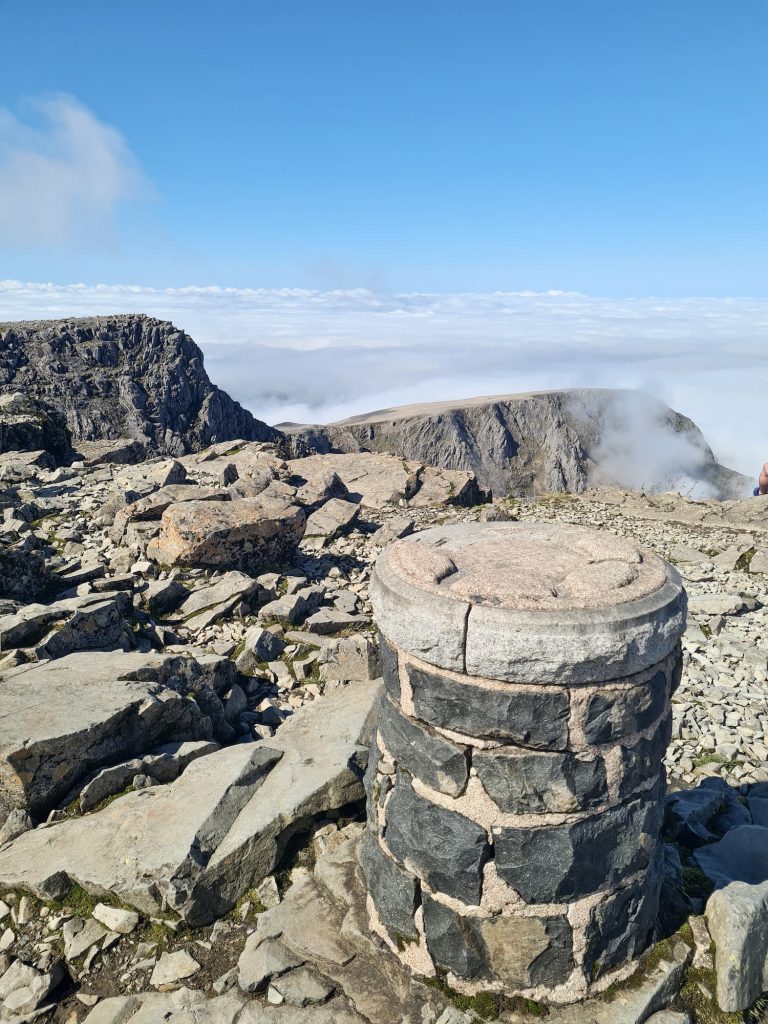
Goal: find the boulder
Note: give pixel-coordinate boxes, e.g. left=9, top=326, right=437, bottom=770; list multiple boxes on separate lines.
left=0, top=679, right=380, bottom=925
left=303, top=498, right=360, bottom=542
left=288, top=452, right=480, bottom=510
left=147, top=491, right=305, bottom=572
left=0, top=650, right=215, bottom=823
left=707, top=880, right=768, bottom=1012
left=173, top=572, right=258, bottom=629
left=110, top=485, right=226, bottom=544
left=0, top=544, right=52, bottom=602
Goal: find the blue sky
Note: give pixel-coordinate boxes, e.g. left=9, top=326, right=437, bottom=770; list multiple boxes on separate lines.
left=1, top=1, right=768, bottom=477
left=2, top=0, right=767, bottom=294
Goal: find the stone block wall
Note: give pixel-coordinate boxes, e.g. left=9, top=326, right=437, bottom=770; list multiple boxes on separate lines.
left=362, top=523, right=686, bottom=1003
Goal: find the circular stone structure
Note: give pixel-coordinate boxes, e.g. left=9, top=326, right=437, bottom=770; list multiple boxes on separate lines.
left=362, top=522, right=686, bottom=1003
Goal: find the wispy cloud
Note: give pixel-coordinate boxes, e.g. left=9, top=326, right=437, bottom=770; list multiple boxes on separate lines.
left=0, top=95, right=149, bottom=247
left=1, top=279, right=767, bottom=478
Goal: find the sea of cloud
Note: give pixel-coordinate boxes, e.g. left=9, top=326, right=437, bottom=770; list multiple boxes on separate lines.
left=0, top=279, right=766, bottom=480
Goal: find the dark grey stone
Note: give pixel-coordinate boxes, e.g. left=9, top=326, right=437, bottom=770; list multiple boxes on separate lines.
left=379, top=632, right=401, bottom=700
left=582, top=668, right=668, bottom=744
left=493, top=781, right=664, bottom=903
left=385, top=774, right=489, bottom=904
left=617, top=711, right=671, bottom=799
left=664, top=780, right=729, bottom=848
left=422, top=895, right=490, bottom=979
left=474, top=748, right=607, bottom=813
left=405, top=662, right=569, bottom=747
left=378, top=697, right=469, bottom=797
left=422, top=895, right=573, bottom=986
left=360, top=832, right=419, bottom=941
left=583, top=846, right=662, bottom=977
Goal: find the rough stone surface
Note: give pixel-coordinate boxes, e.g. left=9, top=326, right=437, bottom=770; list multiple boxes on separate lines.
left=0, top=315, right=280, bottom=455
left=493, top=783, right=664, bottom=903
left=359, top=832, right=419, bottom=941
left=706, top=879, right=768, bottom=1012
left=384, top=775, right=489, bottom=904
left=422, top=895, right=574, bottom=987
left=377, top=696, right=469, bottom=796
left=406, top=658, right=570, bottom=747
left=147, top=491, right=306, bottom=572
left=473, top=746, right=608, bottom=813
left=0, top=650, right=211, bottom=822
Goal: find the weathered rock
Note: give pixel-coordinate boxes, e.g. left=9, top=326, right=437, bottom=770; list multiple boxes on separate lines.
left=493, top=783, right=664, bottom=903
left=238, top=936, right=304, bottom=992
left=473, top=746, right=607, bottom=813
left=0, top=742, right=282, bottom=918
left=92, top=903, right=139, bottom=934
left=706, top=878, right=768, bottom=1012
left=0, top=650, right=212, bottom=823
left=150, top=950, right=201, bottom=989
left=316, top=635, right=381, bottom=683
left=0, top=680, right=379, bottom=925
left=303, top=498, right=360, bottom=541
left=147, top=491, right=305, bottom=572
left=687, top=593, right=745, bottom=616
left=384, top=774, right=489, bottom=904
left=270, top=966, right=334, bottom=1007
left=174, top=571, right=258, bottom=628
left=0, top=315, right=281, bottom=455
left=422, top=895, right=574, bottom=987
left=359, top=832, right=419, bottom=941
left=693, top=824, right=768, bottom=887
left=374, top=516, right=415, bottom=546
left=142, top=578, right=189, bottom=617
left=0, top=391, right=70, bottom=462
left=405, top=658, right=570, bottom=746
left=376, top=696, right=469, bottom=797
left=0, top=956, right=65, bottom=1015
left=289, top=452, right=481, bottom=510
left=0, top=544, right=52, bottom=602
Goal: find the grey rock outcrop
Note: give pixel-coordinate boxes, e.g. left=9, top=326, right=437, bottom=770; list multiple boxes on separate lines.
left=283, top=389, right=748, bottom=499
left=0, top=315, right=281, bottom=457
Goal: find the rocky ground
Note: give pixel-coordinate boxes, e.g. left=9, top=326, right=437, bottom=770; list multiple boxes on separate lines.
left=0, top=408, right=767, bottom=1023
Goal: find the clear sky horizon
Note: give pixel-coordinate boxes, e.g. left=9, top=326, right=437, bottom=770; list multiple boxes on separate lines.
left=2, top=0, right=768, bottom=295
left=2, top=1, right=768, bottom=481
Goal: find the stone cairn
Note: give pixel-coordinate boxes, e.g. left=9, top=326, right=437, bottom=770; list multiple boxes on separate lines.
left=361, top=522, right=686, bottom=1003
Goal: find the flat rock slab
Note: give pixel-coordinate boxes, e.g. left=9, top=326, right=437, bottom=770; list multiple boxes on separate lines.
left=371, top=522, right=686, bottom=683
left=0, top=742, right=282, bottom=919
left=0, top=650, right=212, bottom=822
left=693, top=824, right=768, bottom=886
left=0, top=680, right=380, bottom=926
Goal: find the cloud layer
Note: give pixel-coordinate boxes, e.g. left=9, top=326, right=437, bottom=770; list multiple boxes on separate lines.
left=1, top=279, right=766, bottom=479
left=0, top=96, right=148, bottom=247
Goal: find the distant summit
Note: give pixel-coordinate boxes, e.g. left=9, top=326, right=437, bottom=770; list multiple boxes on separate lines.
left=282, top=389, right=750, bottom=500
left=0, top=314, right=280, bottom=457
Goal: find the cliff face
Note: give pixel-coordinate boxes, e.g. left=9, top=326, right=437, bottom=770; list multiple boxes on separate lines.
left=0, top=315, right=280, bottom=457
left=285, top=389, right=750, bottom=500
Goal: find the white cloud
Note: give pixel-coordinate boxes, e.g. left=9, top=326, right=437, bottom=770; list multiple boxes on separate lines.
left=0, top=279, right=767, bottom=480
left=0, top=96, right=149, bottom=246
